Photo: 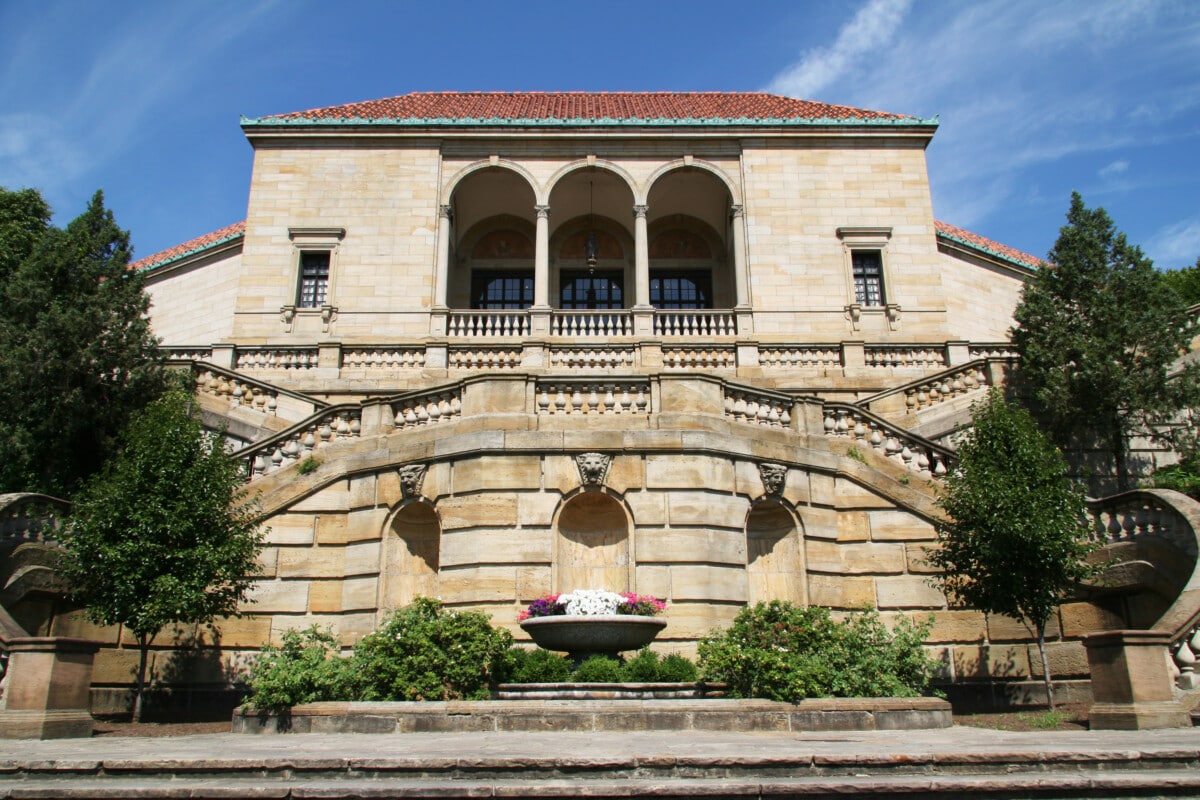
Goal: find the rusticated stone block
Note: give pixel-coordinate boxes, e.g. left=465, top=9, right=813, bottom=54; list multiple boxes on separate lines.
left=278, top=545, right=345, bottom=579
left=833, top=477, right=895, bottom=509
left=452, top=455, right=542, bottom=493
left=875, top=576, right=946, bottom=610
left=987, top=612, right=1061, bottom=642
left=343, top=540, right=381, bottom=576
left=289, top=481, right=351, bottom=512
left=348, top=474, right=376, bottom=509
left=807, top=575, right=876, bottom=609
left=625, top=491, right=667, bottom=526
left=210, top=615, right=273, bottom=648
left=516, top=566, right=552, bottom=601
left=646, top=454, right=733, bottom=489
left=1059, top=601, right=1126, bottom=638
left=905, top=543, right=940, bottom=574
left=667, top=491, right=747, bottom=528
left=440, top=527, right=552, bottom=566
left=438, top=566, right=518, bottom=603
left=438, top=493, right=518, bottom=530
left=308, top=580, right=343, bottom=613
left=668, top=564, right=747, bottom=603
left=637, top=528, right=746, bottom=566
left=922, top=609, right=987, bottom=643
left=263, top=513, right=315, bottom=545
left=868, top=509, right=937, bottom=541
left=517, top=491, right=561, bottom=528
left=341, top=577, right=379, bottom=612
left=801, top=505, right=839, bottom=541
left=245, top=579, right=310, bottom=613
left=837, top=510, right=870, bottom=542
left=805, top=540, right=906, bottom=574
left=951, top=643, right=1031, bottom=680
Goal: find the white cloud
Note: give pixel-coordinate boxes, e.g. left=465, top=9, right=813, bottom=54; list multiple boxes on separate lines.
left=1099, top=160, right=1129, bottom=179
left=1150, top=217, right=1200, bottom=268
left=765, top=0, right=913, bottom=100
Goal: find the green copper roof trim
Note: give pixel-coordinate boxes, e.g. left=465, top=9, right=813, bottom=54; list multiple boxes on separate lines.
left=241, top=114, right=939, bottom=129
left=936, top=228, right=1041, bottom=272
left=136, top=229, right=245, bottom=275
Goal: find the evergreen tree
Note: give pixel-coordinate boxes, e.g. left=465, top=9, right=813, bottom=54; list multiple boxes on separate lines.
left=1012, top=193, right=1200, bottom=491
left=928, top=391, right=1093, bottom=709
left=58, top=390, right=263, bottom=722
left=0, top=188, right=166, bottom=496
left=1161, top=256, right=1200, bottom=307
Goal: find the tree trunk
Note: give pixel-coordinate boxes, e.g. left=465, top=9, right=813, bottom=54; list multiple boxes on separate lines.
left=1112, top=425, right=1131, bottom=493
left=132, top=632, right=152, bottom=723
left=1036, top=623, right=1055, bottom=711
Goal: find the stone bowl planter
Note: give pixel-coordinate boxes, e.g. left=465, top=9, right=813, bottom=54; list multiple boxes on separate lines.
left=520, top=614, right=667, bottom=664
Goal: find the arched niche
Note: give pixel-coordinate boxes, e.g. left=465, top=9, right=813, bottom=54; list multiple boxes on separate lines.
left=554, top=493, right=631, bottom=593
left=746, top=500, right=806, bottom=605
left=381, top=501, right=441, bottom=609
left=646, top=168, right=735, bottom=308
left=453, top=215, right=536, bottom=309
left=550, top=215, right=633, bottom=310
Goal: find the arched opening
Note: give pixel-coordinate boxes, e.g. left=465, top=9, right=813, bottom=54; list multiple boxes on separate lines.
left=548, top=167, right=636, bottom=310
left=447, top=168, right=538, bottom=310
left=746, top=500, right=805, bottom=605
left=381, top=502, right=440, bottom=609
left=555, top=493, right=631, bottom=593
left=646, top=168, right=735, bottom=308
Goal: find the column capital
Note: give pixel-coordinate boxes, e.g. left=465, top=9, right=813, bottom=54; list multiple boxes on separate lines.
left=439, top=204, right=453, bottom=220
left=729, top=204, right=744, bottom=219
left=535, top=204, right=551, bottom=219
left=632, top=204, right=649, bottom=218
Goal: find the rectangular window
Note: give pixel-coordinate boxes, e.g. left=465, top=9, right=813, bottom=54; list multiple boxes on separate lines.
left=852, top=250, right=885, bottom=307
left=297, top=251, right=330, bottom=308
left=650, top=271, right=712, bottom=310
left=560, top=270, right=624, bottom=309
left=471, top=271, right=534, bottom=309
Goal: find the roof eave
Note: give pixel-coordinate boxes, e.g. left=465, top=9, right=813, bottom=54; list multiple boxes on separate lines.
left=240, top=114, right=939, bottom=131
left=135, top=232, right=245, bottom=277
left=936, top=232, right=1040, bottom=276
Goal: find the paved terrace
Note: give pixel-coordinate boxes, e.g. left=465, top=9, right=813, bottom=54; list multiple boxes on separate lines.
left=2, top=727, right=1199, bottom=798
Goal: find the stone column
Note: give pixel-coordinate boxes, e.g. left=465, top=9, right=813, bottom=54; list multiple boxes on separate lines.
left=0, top=637, right=101, bottom=739
left=633, top=204, right=650, bottom=308
left=534, top=204, right=551, bottom=309
left=730, top=204, right=749, bottom=308
left=1082, top=629, right=1191, bottom=729
left=434, top=205, right=452, bottom=309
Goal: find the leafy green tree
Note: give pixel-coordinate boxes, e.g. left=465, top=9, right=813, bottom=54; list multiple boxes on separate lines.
left=928, top=390, right=1094, bottom=709
left=58, top=390, right=263, bottom=722
left=0, top=188, right=167, bottom=497
left=1011, top=192, right=1200, bottom=491
left=1161, top=256, right=1200, bottom=307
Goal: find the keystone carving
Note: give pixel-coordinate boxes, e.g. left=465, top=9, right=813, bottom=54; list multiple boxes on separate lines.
left=398, top=464, right=427, bottom=499
left=758, top=463, right=788, bottom=496
left=575, top=452, right=612, bottom=487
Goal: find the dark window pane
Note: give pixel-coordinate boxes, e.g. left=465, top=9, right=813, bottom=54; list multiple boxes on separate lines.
left=852, top=251, right=884, bottom=306
left=560, top=271, right=624, bottom=310
left=650, top=271, right=711, bottom=310
left=298, top=251, right=330, bottom=308
left=471, top=271, right=534, bottom=309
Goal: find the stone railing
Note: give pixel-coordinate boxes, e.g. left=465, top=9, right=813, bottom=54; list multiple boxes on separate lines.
left=388, top=387, right=464, bottom=429
left=550, top=347, right=636, bottom=370
left=238, top=405, right=363, bottom=478
left=724, top=387, right=794, bottom=429
left=859, top=359, right=1004, bottom=416
left=236, top=347, right=320, bottom=371
left=551, top=311, right=633, bottom=337
left=664, top=346, right=736, bottom=370
left=162, top=346, right=213, bottom=363
left=190, top=363, right=326, bottom=421
left=864, top=344, right=946, bottom=369
left=1085, top=490, right=1200, bottom=690
left=759, top=346, right=842, bottom=369
left=448, top=311, right=530, bottom=338
left=821, top=403, right=954, bottom=476
left=342, top=347, right=426, bottom=371
left=0, top=494, right=71, bottom=547
left=449, top=347, right=522, bottom=370
left=654, top=310, right=737, bottom=337
left=969, top=343, right=1019, bottom=360
left=536, top=380, right=651, bottom=415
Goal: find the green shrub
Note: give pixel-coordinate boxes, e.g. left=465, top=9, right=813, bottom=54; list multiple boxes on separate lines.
left=352, top=597, right=514, bottom=701
left=510, top=648, right=572, bottom=683
left=572, top=655, right=623, bottom=682
left=697, top=601, right=937, bottom=702
left=246, top=626, right=354, bottom=712
left=657, top=652, right=699, bottom=682
left=618, top=648, right=662, bottom=681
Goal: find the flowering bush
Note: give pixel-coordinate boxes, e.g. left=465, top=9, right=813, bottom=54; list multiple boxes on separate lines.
left=519, top=589, right=666, bottom=621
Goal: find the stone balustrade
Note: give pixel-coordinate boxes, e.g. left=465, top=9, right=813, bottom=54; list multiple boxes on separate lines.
left=664, top=346, right=736, bottom=370
left=241, top=406, right=363, bottom=477
left=864, top=345, right=946, bottom=369
left=1086, top=493, right=1198, bottom=558
left=449, top=347, right=522, bottom=370
left=0, top=493, right=70, bottom=546
left=723, top=387, right=794, bottom=428
left=448, top=311, right=530, bottom=337
left=549, top=347, right=636, bottom=370
left=342, top=347, right=426, bottom=370
left=389, top=389, right=463, bottom=428
left=162, top=346, right=213, bottom=362
left=191, top=363, right=325, bottom=422
left=969, top=343, right=1019, bottom=360
left=654, top=310, right=737, bottom=337
left=759, top=346, right=841, bottom=369
left=536, top=381, right=651, bottom=415
left=1172, top=621, right=1200, bottom=690
left=235, top=347, right=319, bottom=371
left=821, top=404, right=952, bottom=476
left=551, top=311, right=633, bottom=337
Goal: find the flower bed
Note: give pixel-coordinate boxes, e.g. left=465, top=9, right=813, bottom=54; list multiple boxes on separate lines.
left=519, top=589, right=666, bottom=621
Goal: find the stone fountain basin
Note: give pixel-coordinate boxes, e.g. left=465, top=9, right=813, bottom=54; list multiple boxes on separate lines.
left=520, top=614, right=667, bottom=657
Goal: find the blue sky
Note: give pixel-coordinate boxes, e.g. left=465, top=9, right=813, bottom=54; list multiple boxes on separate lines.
left=2, top=0, right=1198, bottom=268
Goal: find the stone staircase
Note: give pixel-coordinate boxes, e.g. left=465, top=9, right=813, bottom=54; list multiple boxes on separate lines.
left=2, top=728, right=1199, bottom=798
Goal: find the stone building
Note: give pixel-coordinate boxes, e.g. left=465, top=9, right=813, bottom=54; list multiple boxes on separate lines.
left=19, top=92, right=1197, bottom=709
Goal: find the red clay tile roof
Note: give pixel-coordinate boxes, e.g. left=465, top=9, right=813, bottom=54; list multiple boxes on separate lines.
left=252, top=92, right=920, bottom=125
left=130, top=220, right=245, bottom=272
left=935, top=220, right=1042, bottom=271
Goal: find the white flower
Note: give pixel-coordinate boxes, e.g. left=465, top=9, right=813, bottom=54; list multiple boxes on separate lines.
left=557, top=589, right=624, bottom=616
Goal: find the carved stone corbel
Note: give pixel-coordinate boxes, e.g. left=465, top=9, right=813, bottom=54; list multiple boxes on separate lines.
left=758, top=462, right=788, bottom=496
left=320, top=304, right=338, bottom=332
left=575, top=452, right=612, bottom=487
left=279, top=304, right=296, bottom=332
left=398, top=464, right=427, bottom=499
left=886, top=303, right=902, bottom=331
left=844, top=303, right=862, bottom=332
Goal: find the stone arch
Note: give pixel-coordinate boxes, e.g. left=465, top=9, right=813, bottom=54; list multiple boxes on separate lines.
left=553, top=491, right=633, bottom=593
left=745, top=498, right=806, bottom=606
left=444, top=159, right=541, bottom=204
left=545, top=159, right=638, bottom=204
left=645, top=167, right=737, bottom=308
left=380, top=500, right=441, bottom=611
left=644, top=159, right=740, bottom=205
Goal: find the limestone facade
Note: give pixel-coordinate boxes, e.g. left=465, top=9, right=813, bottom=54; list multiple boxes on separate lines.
left=61, top=92, right=1134, bottom=700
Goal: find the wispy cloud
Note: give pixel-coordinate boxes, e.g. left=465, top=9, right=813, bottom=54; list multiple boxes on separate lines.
left=1099, top=160, right=1129, bottom=180
left=1150, top=216, right=1200, bottom=268
left=765, top=0, right=912, bottom=100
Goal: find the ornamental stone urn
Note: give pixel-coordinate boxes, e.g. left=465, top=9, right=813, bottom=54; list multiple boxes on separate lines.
left=520, top=615, right=667, bottom=664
